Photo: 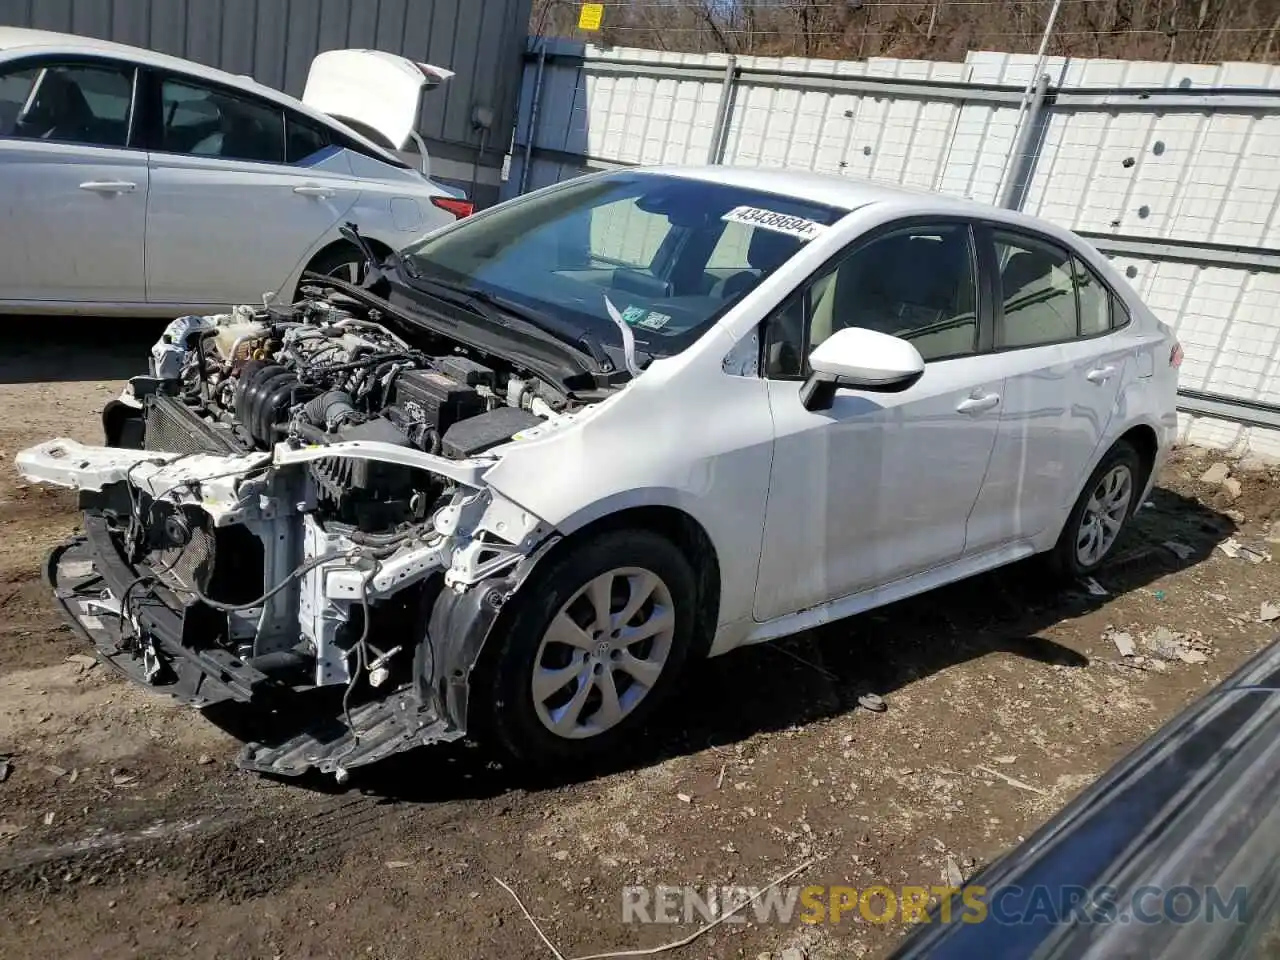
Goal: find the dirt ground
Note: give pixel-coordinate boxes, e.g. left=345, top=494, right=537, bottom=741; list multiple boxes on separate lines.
left=2, top=321, right=1279, bottom=960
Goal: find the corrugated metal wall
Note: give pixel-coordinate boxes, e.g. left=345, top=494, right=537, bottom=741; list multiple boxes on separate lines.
left=0, top=0, right=532, bottom=202
left=509, top=40, right=1280, bottom=457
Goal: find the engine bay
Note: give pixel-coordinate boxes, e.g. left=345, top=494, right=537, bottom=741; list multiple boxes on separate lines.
left=124, top=287, right=582, bottom=536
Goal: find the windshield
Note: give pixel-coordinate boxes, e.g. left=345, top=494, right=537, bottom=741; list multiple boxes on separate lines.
left=400, top=172, right=844, bottom=358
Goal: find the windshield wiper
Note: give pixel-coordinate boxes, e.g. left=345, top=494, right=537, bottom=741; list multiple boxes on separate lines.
left=397, top=267, right=614, bottom=369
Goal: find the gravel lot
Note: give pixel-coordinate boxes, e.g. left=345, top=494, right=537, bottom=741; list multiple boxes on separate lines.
left=2, top=320, right=1278, bottom=960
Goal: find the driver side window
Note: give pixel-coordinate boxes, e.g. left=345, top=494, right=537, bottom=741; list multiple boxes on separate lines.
left=763, top=222, right=979, bottom=378
left=0, top=60, right=135, bottom=147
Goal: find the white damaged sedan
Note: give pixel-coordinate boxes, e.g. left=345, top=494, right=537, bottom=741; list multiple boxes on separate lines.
left=16, top=166, right=1181, bottom=778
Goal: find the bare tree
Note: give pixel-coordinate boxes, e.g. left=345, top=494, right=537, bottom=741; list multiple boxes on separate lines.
left=544, top=0, right=1280, bottom=64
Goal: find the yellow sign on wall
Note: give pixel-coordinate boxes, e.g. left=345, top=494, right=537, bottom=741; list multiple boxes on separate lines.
left=578, top=2, right=604, bottom=31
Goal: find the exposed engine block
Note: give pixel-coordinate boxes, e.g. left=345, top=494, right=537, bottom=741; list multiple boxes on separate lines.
left=134, top=291, right=555, bottom=536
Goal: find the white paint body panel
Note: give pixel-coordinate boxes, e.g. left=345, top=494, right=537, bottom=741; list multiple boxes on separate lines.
left=0, top=139, right=149, bottom=302
left=0, top=29, right=458, bottom=316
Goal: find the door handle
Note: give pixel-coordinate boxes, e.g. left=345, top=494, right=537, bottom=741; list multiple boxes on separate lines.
left=79, top=180, right=136, bottom=194
left=293, top=184, right=336, bottom=198
left=956, top=392, right=1000, bottom=414
left=1086, top=365, right=1117, bottom=384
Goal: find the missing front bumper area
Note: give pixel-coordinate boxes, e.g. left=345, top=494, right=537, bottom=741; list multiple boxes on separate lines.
left=47, top=517, right=464, bottom=779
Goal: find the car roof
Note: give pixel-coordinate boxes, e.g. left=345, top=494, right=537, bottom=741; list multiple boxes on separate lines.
left=0, top=27, right=408, bottom=169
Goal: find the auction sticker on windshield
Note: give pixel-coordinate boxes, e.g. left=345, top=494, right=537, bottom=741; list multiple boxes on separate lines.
left=721, top=206, right=828, bottom=241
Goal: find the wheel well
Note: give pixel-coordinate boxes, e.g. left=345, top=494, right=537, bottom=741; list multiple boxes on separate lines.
left=1118, top=424, right=1159, bottom=490
left=542, top=507, right=722, bottom=655
left=304, top=236, right=393, bottom=274
left=460, top=506, right=723, bottom=735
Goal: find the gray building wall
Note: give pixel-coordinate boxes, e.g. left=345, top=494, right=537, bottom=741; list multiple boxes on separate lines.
left=0, top=0, right=531, bottom=205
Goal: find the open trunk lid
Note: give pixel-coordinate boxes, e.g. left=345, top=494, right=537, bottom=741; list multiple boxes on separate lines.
left=301, top=48, right=453, bottom=153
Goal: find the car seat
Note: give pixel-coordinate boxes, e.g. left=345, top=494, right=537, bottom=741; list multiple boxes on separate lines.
left=20, top=71, right=92, bottom=141
left=720, top=228, right=800, bottom=302
left=998, top=250, right=1075, bottom=346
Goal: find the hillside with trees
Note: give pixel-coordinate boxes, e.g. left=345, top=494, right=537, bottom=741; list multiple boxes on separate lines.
left=532, top=0, right=1280, bottom=64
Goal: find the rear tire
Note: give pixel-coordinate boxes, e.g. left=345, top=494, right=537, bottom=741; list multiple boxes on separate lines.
left=475, top=529, right=698, bottom=766
left=1048, top=440, right=1143, bottom=579
left=295, top=244, right=368, bottom=299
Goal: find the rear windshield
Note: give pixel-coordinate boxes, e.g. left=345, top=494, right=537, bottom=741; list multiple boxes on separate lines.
left=401, top=172, right=845, bottom=357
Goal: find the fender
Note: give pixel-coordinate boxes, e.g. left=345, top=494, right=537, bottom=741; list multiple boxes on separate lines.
left=418, top=533, right=563, bottom=730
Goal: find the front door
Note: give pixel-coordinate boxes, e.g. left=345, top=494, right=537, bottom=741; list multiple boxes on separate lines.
left=0, top=58, right=146, bottom=304
left=754, top=220, right=1003, bottom=621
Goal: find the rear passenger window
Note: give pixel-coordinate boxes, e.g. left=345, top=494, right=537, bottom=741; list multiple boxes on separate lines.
left=0, top=62, right=134, bottom=147
left=1075, top=257, right=1111, bottom=335
left=160, top=77, right=284, bottom=163
left=994, top=232, right=1076, bottom=348
left=286, top=113, right=331, bottom=163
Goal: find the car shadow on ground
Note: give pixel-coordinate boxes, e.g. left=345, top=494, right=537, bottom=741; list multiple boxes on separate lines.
left=0, top=318, right=163, bottom=384
left=255, top=484, right=1234, bottom=802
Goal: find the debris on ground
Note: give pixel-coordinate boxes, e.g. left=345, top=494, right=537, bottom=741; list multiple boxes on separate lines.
left=1082, top=577, right=1110, bottom=597
left=1260, top=602, right=1280, bottom=623
left=1162, top=540, right=1194, bottom=560
left=973, top=764, right=1049, bottom=797
left=1219, top=538, right=1271, bottom=563
left=1200, top=462, right=1230, bottom=485
left=676, top=792, right=692, bottom=804
left=64, top=653, right=97, bottom=671
left=857, top=693, right=887, bottom=713
left=0, top=757, right=10, bottom=783
left=944, top=856, right=964, bottom=888
left=1144, top=626, right=1213, bottom=664
left=1105, top=627, right=1137, bottom=657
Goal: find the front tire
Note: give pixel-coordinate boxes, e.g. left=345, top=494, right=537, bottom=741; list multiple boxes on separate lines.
left=476, top=529, right=699, bottom=765
left=1049, top=440, right=1143, bottom=579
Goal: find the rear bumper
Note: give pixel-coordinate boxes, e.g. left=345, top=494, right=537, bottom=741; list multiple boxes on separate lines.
left=48, top=512, right=464, bottom=778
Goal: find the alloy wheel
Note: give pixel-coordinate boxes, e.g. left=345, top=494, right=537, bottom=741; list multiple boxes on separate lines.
left=1076, top=463, right=1133, bottom=567
left=531, top=567, right=676, bottom=739
left=327, top=258, right=365, bottom=284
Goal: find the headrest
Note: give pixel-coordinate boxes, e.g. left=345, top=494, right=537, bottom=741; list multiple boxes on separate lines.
left=747, top=228, right=799, bottom=272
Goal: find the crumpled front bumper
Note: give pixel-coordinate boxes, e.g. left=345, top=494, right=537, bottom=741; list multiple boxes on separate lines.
left=48, top=513, right=464, bottom=778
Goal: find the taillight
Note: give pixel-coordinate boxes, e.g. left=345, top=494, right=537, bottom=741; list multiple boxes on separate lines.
left=431, top=196, right=474, bottom=219
left=1170, top=342, right=1184, bottom=368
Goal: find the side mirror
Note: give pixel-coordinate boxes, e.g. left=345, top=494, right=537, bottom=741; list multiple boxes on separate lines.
left=800, top=327, right=925, bottom=411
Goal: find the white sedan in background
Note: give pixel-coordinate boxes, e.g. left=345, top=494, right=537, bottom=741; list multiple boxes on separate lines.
left=0, top=27, right=470, bottom=316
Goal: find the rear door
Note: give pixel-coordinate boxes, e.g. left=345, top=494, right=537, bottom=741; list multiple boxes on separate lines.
left=143, top=73, right=359, bottom=306
left=0, top=57, right=147, bottom=304
left=963, top=227, right=1132, bottom=554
